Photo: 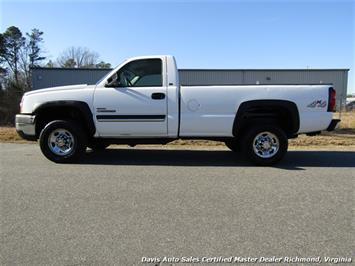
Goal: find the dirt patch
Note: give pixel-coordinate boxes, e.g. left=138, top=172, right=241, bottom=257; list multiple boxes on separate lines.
left=0, top=127, right=28, bottom=143
left=288, top=132, right=355, bottom=146
left=338, top=112, right=355, bottom=129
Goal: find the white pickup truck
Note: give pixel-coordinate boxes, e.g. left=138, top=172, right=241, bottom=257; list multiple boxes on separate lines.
left=16, top=55, right=339, bottom=165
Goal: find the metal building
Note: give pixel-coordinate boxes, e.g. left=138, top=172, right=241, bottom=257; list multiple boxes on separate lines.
left=32, top=67, right=349, bottom=108
left=32, top=68, right=109, bottom=89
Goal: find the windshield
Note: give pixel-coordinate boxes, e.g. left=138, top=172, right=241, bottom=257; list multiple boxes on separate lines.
left=95, top=59, right=129, bottom=85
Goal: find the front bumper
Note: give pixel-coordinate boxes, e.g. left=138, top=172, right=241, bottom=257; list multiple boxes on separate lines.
left=15, top=114, right=37, bottom=141
left=326, top=119, right=341, bottom=131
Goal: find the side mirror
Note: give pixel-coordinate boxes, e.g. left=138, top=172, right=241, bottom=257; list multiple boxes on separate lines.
left=105, top=79, right=120, bottom=88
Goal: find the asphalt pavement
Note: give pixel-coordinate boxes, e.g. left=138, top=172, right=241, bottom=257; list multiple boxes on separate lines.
left=1, top=143, right=354, bottom=265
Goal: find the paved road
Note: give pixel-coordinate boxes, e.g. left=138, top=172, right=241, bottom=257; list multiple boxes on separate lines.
left=1, top=143, right=354, bottom=265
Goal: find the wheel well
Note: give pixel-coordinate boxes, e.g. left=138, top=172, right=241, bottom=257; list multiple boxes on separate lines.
left=233, top=100, right=300, bottom=138
left=34, top=102, right=95, bottom=138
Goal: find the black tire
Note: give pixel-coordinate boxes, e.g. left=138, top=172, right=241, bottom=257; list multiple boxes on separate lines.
left=88, top=140, right=110, bottom=151
left=39, top=120, right=87, bottom=163
left=225, top=138, right=239, bottom=152
left=242, top=125, right=288, bottom=166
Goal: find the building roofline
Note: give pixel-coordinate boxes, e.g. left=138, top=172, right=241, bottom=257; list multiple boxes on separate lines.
left=30, top=67, right=112, bottom=71
left=179, top=68, right=350, bottom=72
left=31, top=67, right=350, bottom=72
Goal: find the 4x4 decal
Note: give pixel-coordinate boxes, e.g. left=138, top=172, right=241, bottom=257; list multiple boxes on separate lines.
left=307, top=100, right=326, bottom=108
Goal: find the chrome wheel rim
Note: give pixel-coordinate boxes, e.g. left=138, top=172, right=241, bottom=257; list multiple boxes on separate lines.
left=253, top=131, right=279, bottom=159
left=48, top=129, right=74, bottom=156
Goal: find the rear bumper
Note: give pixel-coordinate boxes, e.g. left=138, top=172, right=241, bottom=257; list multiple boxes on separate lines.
left=326, top=119, right=340, bottom=131
left=15, top=114, right=37, bottom=141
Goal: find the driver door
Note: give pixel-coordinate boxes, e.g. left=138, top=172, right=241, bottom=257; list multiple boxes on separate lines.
left=93, top=58, right=168, bottom=137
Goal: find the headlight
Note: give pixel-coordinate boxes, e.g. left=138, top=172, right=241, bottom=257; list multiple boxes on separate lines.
left=20, top=96, right=24, bottom=113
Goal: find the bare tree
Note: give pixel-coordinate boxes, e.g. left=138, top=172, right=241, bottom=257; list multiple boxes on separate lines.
left=57, top=46, right=100, bottom=68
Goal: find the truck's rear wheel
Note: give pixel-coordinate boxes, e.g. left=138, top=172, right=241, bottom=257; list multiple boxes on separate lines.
left=242, top=125, right=288, bottom=166
left=39, top=120, right=87, bottom=163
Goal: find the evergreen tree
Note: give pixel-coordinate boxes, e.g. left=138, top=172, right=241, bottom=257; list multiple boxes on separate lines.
left=0, top=26, right=25, bottom=84
left=26, top=28, right=46, bottom=67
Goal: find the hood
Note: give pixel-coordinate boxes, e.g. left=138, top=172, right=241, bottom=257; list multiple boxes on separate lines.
left=24, top=84, right=89, bottom=96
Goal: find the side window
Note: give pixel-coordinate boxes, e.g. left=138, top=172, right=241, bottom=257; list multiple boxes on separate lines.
left=113, top=59, right=162, bottom=87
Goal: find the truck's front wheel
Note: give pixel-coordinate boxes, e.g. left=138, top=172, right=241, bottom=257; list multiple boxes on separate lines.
left=39, top=120, right=87, bottom=163
left=242, top=125, right=288, bottom=166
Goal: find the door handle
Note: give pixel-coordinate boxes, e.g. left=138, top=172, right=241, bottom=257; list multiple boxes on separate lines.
left=151, top=92, right=165, bottom=100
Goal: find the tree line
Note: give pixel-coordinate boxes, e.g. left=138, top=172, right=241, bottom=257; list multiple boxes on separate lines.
left=0, top=25, right=111, bottom=125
